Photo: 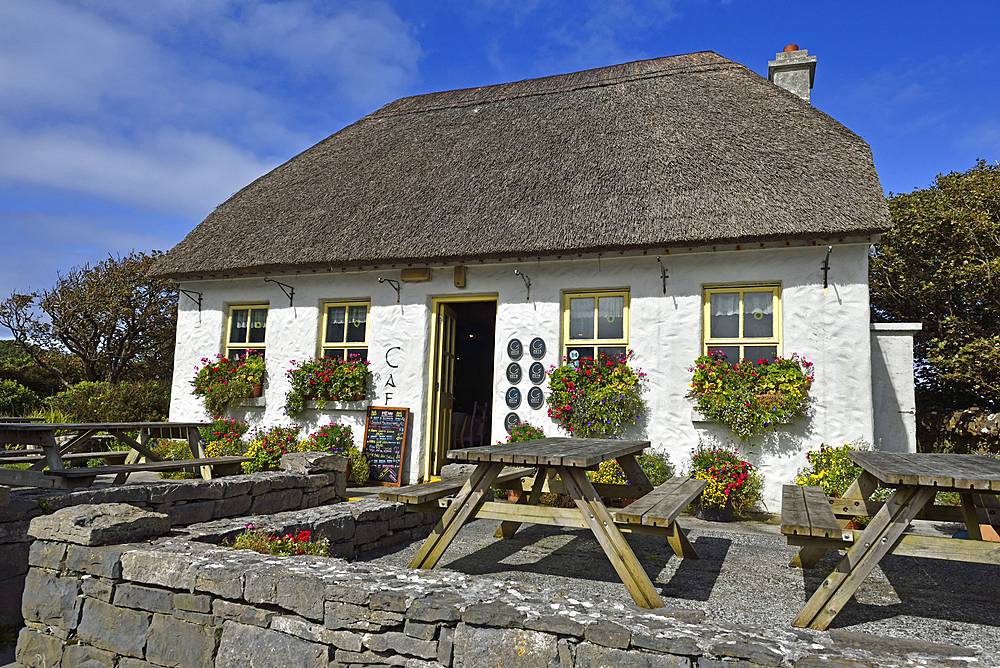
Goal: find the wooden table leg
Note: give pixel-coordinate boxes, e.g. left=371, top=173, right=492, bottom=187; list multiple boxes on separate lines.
left=959, top=492, right=983, bottom=541
left=188, top=427, right=212, bottom=480
left=617, top=454, right=654, bottom=489
left=666, top=521, right=698, bottom=559
left=556, top=465, right=664, bottom=610
left=494, top=467, right=549, bottom=539
left=794, top=484, right=935, bottom=630
left=410, top=462, right=503, bottom=570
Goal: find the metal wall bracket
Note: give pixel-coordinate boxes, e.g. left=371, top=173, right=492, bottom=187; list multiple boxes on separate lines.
left=264, top=277, right=295, bottom=307
left=379, top=277, right=401, bottom=304
left=514, top=269, right=531, bottom=302
left=821, top=246, right=833, bottom=289
left=656, top=256, right=669, bottom=294
left=178, top=289, right=203, bottom=312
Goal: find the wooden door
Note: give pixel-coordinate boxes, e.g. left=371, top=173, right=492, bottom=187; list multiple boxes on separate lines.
left=430, top=303, right=458, bottom=476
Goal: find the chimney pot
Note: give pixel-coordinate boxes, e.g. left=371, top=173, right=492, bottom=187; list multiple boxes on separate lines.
left=783, top=44, right=799, bottom=52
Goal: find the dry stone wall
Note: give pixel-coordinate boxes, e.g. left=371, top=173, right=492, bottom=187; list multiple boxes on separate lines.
left=14, top=503, right=992, bottom=668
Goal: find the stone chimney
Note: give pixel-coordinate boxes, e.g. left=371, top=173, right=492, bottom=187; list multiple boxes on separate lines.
left=768, top=44, right=816, bottom=103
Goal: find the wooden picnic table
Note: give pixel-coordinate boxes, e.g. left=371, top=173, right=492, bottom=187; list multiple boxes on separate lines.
left=380, top=437, right=707, bottom=610
left=0, top=422, right=251, bottom=489
left=791, top=452, right=1000, bottom=630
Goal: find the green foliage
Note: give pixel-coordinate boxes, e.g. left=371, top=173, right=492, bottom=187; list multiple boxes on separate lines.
left=200, top=417, right=250, bottom=457
left=191, top=354, right=262, bottom=416
left=794, top=439, right=874, bottom=498
left=300, top=423, right=355, bottom=454
left=499, top=422, right=545, bottom=443
left=283, top=356, right=371, bottom=417
left=347, top=447, right=370, bottom=485
left=871, top=160, right=1000, bottom=410
left=46, top=380, right=169, bottom=422
left=688, top=440, right=763, bottom=516
left=0, top=251, right=177, bottom=386
left=152, top=439, right=198, bottom=479
left=242, top=425, right=301, bottom=474
left=546, top=351, right=646, bottom=438
left=0, top=378, right=41, bottom=416
left=636, top=451, right=675, bottom=486
left=229, top=526, right=330, bottom=557
left=688, top=352, right=813, bottom=443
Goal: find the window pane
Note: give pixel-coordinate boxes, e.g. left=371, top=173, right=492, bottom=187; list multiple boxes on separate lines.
left=228, top=348, right=248, bottom=361
left=569, top=298, right=594, bottom=340
left=710, top=293, right=739, bottom=339
left=247, top=308, right=267, bottom=344
left=566, top=346, right=595, bottom=363
left=347, top=348, right=368, bottom=363
left=596, top=296, right=624, bottom=340
left=323, top=348, right=345, bottom=360
left=229, top=309, right=248, bottom=344
left=744, top=346, right=777, bottom=364
left=597, top=346, right=627, bottom=361
left=326, top=306, right=346, bottom=344
left=743, top=292, right=773, bottom=339
left=345, top=305, right=367, bottom=343
left=708, top=346, right=740, bottom=365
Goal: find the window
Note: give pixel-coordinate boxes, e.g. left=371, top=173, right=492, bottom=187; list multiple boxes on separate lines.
left=562, top=290, right=629, bottom=362
left=321, top=301, right=370, bottom=362
left=703, top=285, right=780, bottom=364
left=226, top=304, right=268, bottom=360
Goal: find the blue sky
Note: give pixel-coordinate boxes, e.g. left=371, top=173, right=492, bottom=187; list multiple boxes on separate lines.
left=1, top=0, right=998, bottom=311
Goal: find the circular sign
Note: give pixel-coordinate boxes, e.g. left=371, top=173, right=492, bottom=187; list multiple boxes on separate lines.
left=507, top=338, right=523, bottom=361
left=569, top=349, right=580, bottom=361
left=528, top=362, right=546, bottom=385
left=529, top=337, right=546, bottom=360
left=505, top=387, right=521, bottom=409
left=505, top=362, right=522, bottom=384
left=504, top=412, right=521, bottom=433
left=526, top=386, right=544, bottom=410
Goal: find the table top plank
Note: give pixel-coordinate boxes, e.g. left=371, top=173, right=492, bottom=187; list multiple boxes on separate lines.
left=448, top=438, right=649, bottom=468
left=0, top=422, right=205, bottom=431
left=848, top=452, right=1000, bottom=490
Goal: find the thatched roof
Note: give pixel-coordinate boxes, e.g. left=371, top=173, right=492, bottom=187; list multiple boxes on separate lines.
left=150, top=51, right=889, bottom=280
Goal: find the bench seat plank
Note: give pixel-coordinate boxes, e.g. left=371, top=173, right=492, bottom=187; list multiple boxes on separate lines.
left=613, top=477, right=707, bottom=526
left=44, top=456, right=253, bottom=477
left=380, top=467, right=536, bottom=504
left=781, top=485, right=847, bottom=539
left=0, top=451, right=130, bottom=465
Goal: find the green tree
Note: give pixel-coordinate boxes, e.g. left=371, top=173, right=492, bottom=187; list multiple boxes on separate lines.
left=0, top=251, right=177, bottom=387
left=870, top=160, right=1000, bottom=409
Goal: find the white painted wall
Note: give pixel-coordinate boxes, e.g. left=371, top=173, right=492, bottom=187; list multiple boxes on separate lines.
left=871, top=323, right=922, bottom=453
left=169, top=241, right=883, bottom=509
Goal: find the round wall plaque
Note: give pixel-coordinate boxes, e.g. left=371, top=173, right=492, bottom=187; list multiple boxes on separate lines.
left=526, top=386, right=544, bottom=410
left=528, top=362, right=546, bottom=384
left=505, top=387, right=521, bottom=409
left=506, top=338, right=523, bottom=361
left=504, top=412, right=521, bottom=433
left=529, top=337, right=546, bottom=360
left=505, top=362, right=522, bottom=384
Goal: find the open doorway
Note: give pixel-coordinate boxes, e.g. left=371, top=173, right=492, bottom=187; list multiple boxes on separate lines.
left=426, top=298, right=496, bottom=478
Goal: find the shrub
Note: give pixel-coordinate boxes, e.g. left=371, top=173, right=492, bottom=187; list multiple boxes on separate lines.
left=546, top=351, right=646, bottom=438
left=300, top=423, right=355, bottom=454
left=689, top=439, right=764, bottom=517
left=689, top=352, right=813, bottom=443
left=794, top=439, right=875, bottom=498
left=47, top=380, right=169, bottom=422
left=498, top=422, right=545, bottom=444
left=191, top=354, right=261, bottom=415
left=637, top=450, right=675, bottom=486
left=201, top=417, right=250, bottom=458
left=0, top=378, right=40, bottom=416
left=242, top=425, right=301, bottom=474
left=229, top=525, right=330, bottom=557
left=152, top=439, right=198, bottom=479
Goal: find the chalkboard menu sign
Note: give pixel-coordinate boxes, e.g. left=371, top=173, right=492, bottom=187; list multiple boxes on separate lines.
left=362, top=406, right=409, bottom=487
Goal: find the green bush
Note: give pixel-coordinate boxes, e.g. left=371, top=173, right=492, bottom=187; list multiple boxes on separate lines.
left=300, top=423, right=354, bottom=454
left=202, top=417, right=250, bottom=458
left=152, top=439, right=198, bottom=479
left=47, top=380, right=169, bottom=422
left=0, top=378, right=40, bottom=416
left=637, top=450, right=675, bottom=486
left=242, top=425, right=301, bottom=474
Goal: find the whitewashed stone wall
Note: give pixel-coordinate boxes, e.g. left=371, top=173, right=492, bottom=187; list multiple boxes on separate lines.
left=169, top=241, right=892, bottom=509
left=871, top=323, right=922, bottom=453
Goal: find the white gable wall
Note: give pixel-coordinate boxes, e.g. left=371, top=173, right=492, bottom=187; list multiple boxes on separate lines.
left=169, top=241, right=878, bottom=510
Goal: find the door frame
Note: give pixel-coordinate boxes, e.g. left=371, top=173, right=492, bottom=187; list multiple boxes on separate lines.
left=423, top=294, right=498, bottom=481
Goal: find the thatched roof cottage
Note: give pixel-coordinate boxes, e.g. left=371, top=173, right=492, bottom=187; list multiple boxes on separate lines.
left=152, top=48, right=919, bottom=507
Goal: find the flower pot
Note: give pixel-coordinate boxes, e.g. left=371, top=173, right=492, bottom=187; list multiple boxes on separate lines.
left=507, top=489, right=524, bottom=503
left=251, top=383, right=263, bottom=398
left=352, top=394, right=364, bottom=402
left=621, top=498, right=637, bottom=508
left=696, top=502, right=734, bottom=522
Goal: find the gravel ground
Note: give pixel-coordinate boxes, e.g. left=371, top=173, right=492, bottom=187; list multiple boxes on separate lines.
left=364, top=511, right=1000, bottom=655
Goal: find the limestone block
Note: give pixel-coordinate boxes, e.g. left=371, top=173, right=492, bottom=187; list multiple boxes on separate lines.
left=574, top=641, right=691, bottom=668
left=524, top=615, right=585, bottom=638
left=21, top=569, right=82, bottom=629
left=243, top=563, right=326, bottom=621
left=0, top=491, right=47, bottom=522
left=162, top=500, right=215, bottom=526
left=281, top=451, right=349, bottom=475
left=28, top=540, right=66, bottom=571
left=145, top=612, right=221, bottom=668
left=0, top=573, right=26, bottom=626
left=324, top=600, right=403, bottom=632
left=631, top=633, right=701, bottom=656
left=113, top=583, right=174, bottom=614
left=0, top=484, right=8, bottom=507
left=80, top=576, right=114, bottom=602
left=584, top=619, right=630, bottom=649
left=0, top=519, right=31, bottom=542
left=65, top=544, right=131, bottom=579
left=406, top=595, right=463, bottom=623
left=28, top=504, right=170, bottom=546
left=62, top=643, right=115, bottom=667
left=212, top=495, right=252, bottom=519
left=403, top=619, right=437, bottom=641
left=173, top=592, right=212, bottom=613
left=76, top=597, right=150, bottom=658
left=364, top=631, right=437, bottom=659
left=249, top=489, right=302, bottom=515
left=15, top=626, right=65, bottom=668
left=213, top=599, right=274, bottom=628
left=353, top=519, right=388, bottom=546
left=437, top=626, right=454, bottom=666
left=121, top=549, right=199, bottom=591
left=193, top=553, right=264, bottom=599
left=452, top=623, right=558, bottom=668
left=325, top=583, right=371, bottom=605
left=370, top=590, right=410, bottom=612
left=0, top=540, right=30, bottom=581
left=220, top=479, right=252, bottom=497
left=118, top=659, right=159, bottom=668
left=270, top=614, right=363, bottom=650
left=215, top=620, right=328, bottom=668
left=62, top=486, right=149, bottom=508
left=147, top=480, right=225, bottom=504
left=461, top=601, right=525, bottom=628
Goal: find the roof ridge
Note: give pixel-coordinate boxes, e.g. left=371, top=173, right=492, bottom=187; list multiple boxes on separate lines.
left=369, top=52, right=739, bottom=120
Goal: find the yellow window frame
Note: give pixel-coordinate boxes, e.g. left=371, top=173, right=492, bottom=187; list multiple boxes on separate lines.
left=225, top=304, right=269, bottom=359
left=321, top=300, right=370, bottom=360
left=562, top=289, right=630, bottom=362
left=702, top=285, right=781, bottom=360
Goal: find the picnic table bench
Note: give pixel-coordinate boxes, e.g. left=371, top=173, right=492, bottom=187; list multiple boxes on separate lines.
left=381, top=438, right=706, bottom=610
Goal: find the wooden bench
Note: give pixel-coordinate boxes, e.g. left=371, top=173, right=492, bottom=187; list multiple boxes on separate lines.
left=0, top=451, right=131, bottom=465
left=43, top=456, right=254, bottom=480
left=380, top=467, right=537, bottom=505
left=611, top=477, right=707, bottom=559
left=782, top=484, right=854, bottom=568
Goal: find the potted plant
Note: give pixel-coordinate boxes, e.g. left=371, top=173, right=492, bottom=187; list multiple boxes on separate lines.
left=495, top=422, right=546, bottom=502
left=689, top=440, right=763, bottom=521
left=191, top=354, right=261, bottom=415
left=284, top=356, right=372, bottom=417
left=241, top=354, right=266, bottom=397
left=688, top=352, right=813, bottom=443
left=546, top=350, right=646, bottom=438
left=338, top=354, right=371, bottom=401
